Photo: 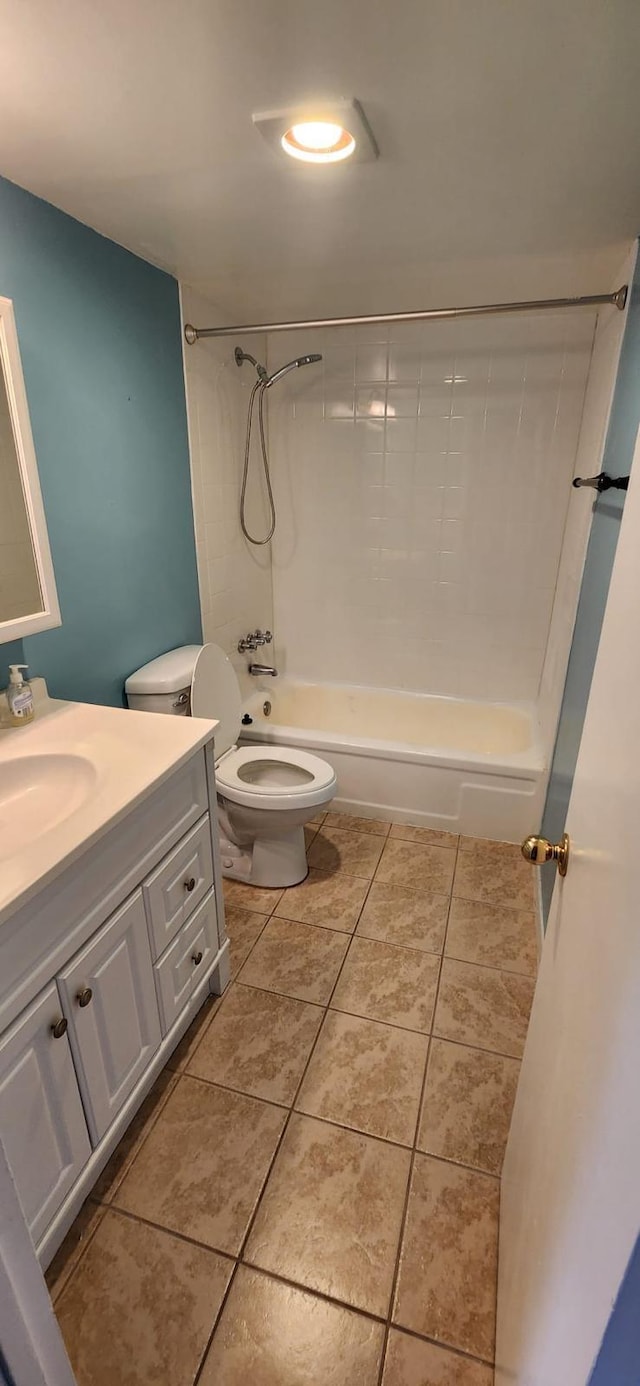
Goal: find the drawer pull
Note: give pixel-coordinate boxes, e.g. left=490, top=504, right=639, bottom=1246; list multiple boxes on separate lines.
left=184, top=877, right=197, bottom=893
left=77, top=987, right=93, bottom=1008
left=51, top=1017, right=68, bottom=1039
left=192, top=950, right=204, bottom=966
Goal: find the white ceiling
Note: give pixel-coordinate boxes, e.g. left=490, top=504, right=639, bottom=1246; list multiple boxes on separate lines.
left=0, top=0, right=638, bottom=320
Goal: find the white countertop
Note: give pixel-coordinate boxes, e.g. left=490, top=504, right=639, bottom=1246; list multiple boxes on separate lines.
left=0, top=683, right=217, bottom=925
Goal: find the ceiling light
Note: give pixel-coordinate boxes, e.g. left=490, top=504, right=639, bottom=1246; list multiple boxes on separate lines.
left=281, top=121, right=356, bottom=164
left=253, top=100, right=378, bottom=166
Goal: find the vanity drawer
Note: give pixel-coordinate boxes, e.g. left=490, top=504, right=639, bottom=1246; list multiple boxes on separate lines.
left=154, top=891, right=219, bottom=1032
left=143, top=816, right=214, bottom=959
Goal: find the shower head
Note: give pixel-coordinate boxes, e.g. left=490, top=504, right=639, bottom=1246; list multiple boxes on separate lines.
left=264, top=353, right=323, bottom=388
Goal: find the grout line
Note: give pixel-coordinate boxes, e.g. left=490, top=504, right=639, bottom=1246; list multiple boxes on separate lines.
left=46, top=1198, right=107, bottom=1305
left=239, top=1259, right=389, bottom=1325
left=192, top=1261, right=241, bottom=1386
left=376, top=838, right=461, bottom=1384
left=441, top=946, right=537, bottom=979
left=225, top=865, right=381, bottom=1284
left=380, top=1317, right=496, bottom=1370
left=168, top=1064, right=500, bottom=1179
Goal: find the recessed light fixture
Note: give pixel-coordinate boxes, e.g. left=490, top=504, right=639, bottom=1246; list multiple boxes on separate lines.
left=282, top=121, right=356, bottom=164
left=253, top=99, right=378, bottom=166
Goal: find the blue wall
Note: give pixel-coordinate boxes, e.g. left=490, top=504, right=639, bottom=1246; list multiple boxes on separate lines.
left=0, top=176, right=201, bottom=706
left=588, top=1236, right=640, bottom=1386
left=540, top=248, right=640, bottom=916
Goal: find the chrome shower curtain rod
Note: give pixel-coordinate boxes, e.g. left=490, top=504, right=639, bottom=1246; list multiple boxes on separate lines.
left=184, top=285, right=628, bottom=343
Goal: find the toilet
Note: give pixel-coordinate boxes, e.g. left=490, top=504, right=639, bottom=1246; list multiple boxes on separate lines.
left=125, top=643, right=337, bottom=888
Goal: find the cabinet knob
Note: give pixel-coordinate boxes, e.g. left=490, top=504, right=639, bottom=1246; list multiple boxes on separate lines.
left=192, top=950, right=203, bottom=966
left=76, top=987, right=93, bottom=1008
left=51, top=1017, right=68, bottom=1039
left=184, top=877, right=196, bottom=893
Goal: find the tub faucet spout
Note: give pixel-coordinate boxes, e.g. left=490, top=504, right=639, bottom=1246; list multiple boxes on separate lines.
left=248, top=663, right=278, bottom=677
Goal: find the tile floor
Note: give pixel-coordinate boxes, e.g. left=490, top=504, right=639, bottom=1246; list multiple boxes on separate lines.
left=47, top=814, right=538, bottom=1386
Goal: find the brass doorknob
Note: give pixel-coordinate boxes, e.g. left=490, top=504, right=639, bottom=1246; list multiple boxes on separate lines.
left=521, top=832, right=570, bottom=877
left=76, top=987, right=93, bottom=1008
left=184, top=877, right=196, bottom=893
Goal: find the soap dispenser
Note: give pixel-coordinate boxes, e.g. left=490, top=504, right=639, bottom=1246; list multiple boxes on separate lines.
left=7, top=664, right=34, bottom=725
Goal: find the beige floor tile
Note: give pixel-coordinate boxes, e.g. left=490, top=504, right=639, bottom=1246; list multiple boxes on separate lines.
left=238, top=915, right=350, bottom=1004
left=447, top=897, right=537, bottom=976
left=223, top=877, right=284, bottom=914
left=297, top=1010, right=428, bottom=1145
left=376, top=839, right=456, bottom=895
left=309, top=826, right=385, bottom=878
left=453, top=842, right=535, bottom=911
left=166, top=993, right=221, bottom=1072
left=245, top=1113, right=411, bottom=1317
left=46, top=1198, right=105, bottom=1303
left=393, top=1154, right=499, bottom=1360
left=390, top=822, right=459, bottom=849
left=308, top=811, right=327, bottom=827
left=435, top=959, right=535, bottom=1059
left=199, top=1265, right=385, bottom=1385
left=382, top=1329, right=494, bottom=1385
left=114, top=1075, right=285, bottom=1255
left=332, top=936, right=440, bottom=1032
left=324, top=811, right=391, bottom=836
left=188, top=982, right=324, bottom=1104
left=55, top=1207, right=232, bottom=1386
left=418, top=1038, right=520, bottom=1174
left=357, top=881, right=449, bottom=953
left=223, top=904, right=269, bottom=976
left=276, top=867, right=369, bottom=932
left=91, top=1068, right=178, bottom=1201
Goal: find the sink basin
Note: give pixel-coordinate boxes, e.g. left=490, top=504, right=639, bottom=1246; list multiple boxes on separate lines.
left=0, top=753, right=98, bottom=861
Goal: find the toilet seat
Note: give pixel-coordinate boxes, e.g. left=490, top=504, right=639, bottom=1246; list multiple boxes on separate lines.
left=216, top=745, right=336, bottom=812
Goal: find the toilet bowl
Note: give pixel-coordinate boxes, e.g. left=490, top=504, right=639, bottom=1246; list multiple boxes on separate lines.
left=125, top=643, right=336, bottom=887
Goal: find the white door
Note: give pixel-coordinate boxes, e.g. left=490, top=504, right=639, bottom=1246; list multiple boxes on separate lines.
left=497, top=431, right=640, bottom=1385
left=58, top=890, right=161, bottom=1144
left=0, top=983, right=91, bottom=1244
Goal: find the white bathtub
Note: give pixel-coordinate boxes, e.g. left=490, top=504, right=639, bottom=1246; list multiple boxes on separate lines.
left=240, top=679, right=547, bottom=843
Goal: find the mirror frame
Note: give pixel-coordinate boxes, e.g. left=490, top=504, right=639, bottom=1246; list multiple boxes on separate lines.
left=0, top=295, right=61, bottom=642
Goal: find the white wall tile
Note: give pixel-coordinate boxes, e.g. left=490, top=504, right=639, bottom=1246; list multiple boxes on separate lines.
left=269, top=311, right=598, bottom=703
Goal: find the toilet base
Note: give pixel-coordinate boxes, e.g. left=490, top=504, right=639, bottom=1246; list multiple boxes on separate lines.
left=219, top=825, right=308, bottom=889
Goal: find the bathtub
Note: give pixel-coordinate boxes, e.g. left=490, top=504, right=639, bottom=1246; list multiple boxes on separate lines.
left=240, top=679, right=547, bottom=843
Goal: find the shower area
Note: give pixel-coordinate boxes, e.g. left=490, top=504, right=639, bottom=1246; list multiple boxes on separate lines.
left=181, top=257, right=633, bottom=843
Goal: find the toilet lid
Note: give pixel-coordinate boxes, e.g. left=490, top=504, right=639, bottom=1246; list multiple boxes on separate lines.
left=191, top=643, right=241, bottom=757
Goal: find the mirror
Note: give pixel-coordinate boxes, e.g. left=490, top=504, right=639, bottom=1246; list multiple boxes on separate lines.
left=0, top=296, right=60, bottom=642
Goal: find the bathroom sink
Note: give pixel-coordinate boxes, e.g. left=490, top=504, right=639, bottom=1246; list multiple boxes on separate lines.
left=0, top=753, right=98, bottom=861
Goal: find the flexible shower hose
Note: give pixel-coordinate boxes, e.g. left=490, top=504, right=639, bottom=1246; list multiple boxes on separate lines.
left=240, top=379, right=276, bottom=545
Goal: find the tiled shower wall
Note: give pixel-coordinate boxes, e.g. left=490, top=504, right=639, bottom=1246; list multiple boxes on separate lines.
left=268, top=313, right=596, bottom=702
left=181, top=285, right=273, bottom=698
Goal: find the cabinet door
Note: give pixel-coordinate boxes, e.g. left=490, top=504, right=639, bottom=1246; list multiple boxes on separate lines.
left=0, top=983, right=91, bottom=1245
left=58, top=891, right=161, bottom=1143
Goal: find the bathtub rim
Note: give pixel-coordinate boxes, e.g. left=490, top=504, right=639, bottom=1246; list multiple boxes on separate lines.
left=238, top=709, right=545, bottom=776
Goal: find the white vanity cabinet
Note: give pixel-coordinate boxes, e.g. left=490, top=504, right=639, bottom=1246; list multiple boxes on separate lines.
left=0, top=741, right=229, bottom=1267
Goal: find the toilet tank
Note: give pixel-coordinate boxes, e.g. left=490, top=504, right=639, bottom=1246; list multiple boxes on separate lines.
left=125, top=645, right=202, bottom=716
